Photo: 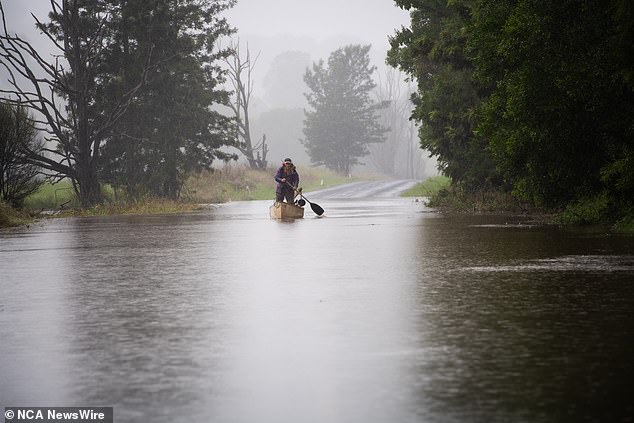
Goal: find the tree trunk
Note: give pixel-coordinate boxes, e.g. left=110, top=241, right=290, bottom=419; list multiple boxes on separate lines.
left=76, top=157, right=101, bottom=207
left=76, top=73, right=102, bottom=207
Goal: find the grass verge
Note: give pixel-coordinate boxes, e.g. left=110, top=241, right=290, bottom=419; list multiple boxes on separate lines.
left=405, top=177, right=540, bottom=215
left=401, top=176, right=451, bottom=198
left=185, top=165, right=358, bottom=203
left=2, top=165, right=358, bottom=226
left=56, top=197, right=205, bottom=218
left=24, top=179, right=79, bottom=210
left=0, top=202, right=32, bottom=227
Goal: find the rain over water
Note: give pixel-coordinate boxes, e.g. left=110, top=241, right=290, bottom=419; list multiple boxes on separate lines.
left=1, top=181, right=633, bottom=423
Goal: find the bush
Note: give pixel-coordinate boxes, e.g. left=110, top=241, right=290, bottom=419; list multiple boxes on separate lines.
left=0, top=102, right=44, bottom=207
left=0, top=201, right=30, bottom=227
left=612, top=209, right=634, bottom=233
left=422, top=182, right=534, bottom=213
left=559, top=193, right=610, bottom=225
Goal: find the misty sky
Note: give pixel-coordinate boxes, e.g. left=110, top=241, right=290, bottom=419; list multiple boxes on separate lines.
left=1, top=1, right=411, bottom=111
left=2, top=1, right=409, bottom=53
left=0, top=1, right=429, bottom=173
left=226, top=0, right=409, bottom=73
left=226, top=0, right=410, bottom=113
left=1, top=1, right=410, bottom=79
left=226, top=0, right=409, bottom=47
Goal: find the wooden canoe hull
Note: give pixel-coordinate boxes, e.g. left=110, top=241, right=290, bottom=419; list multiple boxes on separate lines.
left=270, top=201, right=304, bottom=219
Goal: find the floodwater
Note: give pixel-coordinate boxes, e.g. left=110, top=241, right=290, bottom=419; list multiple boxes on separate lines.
left=1, top=181, right=633, bottom=423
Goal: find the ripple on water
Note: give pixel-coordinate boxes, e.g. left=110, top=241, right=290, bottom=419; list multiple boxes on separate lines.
left=460, top=255, right=634, bottom=273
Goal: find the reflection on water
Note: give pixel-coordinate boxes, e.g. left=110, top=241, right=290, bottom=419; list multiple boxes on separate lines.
left=1, top=200, right=633, bottom=423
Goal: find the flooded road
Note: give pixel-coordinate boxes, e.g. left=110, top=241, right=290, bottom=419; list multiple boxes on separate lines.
left=1, top=181, right=634, bottom=423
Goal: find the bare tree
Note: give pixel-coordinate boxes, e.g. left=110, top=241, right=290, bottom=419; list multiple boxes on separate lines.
left=223, top=40, right=267, bottom=169
left=0, top=1, right=152, bottom=206
left=369, top=68, right=413, bottom=177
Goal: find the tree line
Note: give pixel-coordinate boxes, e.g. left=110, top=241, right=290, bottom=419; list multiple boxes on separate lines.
left=8, top=0, right=625, bottom=218
left=1, top=0, right=237, bottom=207
left=1, top=1, right=394, bottom=208
left=388, top=0, right=634, bottom=220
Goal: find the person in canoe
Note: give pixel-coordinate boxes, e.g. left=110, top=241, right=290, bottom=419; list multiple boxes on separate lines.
left=274, top=158, right=300, bottom=203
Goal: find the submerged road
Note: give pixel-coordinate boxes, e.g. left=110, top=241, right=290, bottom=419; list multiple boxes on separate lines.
left=1, top=179, right=633, bottom=423
left=307, top=179, right=419, bottom=199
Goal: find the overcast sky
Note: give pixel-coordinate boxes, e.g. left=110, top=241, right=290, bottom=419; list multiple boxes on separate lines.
left=2, top=0, right=409, bottom=53
left=226, top=0, right=409, bottom=48
left=226, top=0, right=410, bottom=108
left=1, top=1, right=411, bottom=108
left=1, top=0, right=410, bottom=64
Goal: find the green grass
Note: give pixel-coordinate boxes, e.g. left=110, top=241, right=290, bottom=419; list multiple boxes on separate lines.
left=23, top=167, right=361, bottom=210
left=405, top=177, right=538, bottom=214
left=18, top=179, right=202, bottom=219
left=57, top=197, right=204, bottom=217
left=23, top=179, right=79, bottom=210
left=185, top=165, right=358, bottom=203
left=401, top=176, right=451, bottom=197
left=6, top=165, right=361, bottom=223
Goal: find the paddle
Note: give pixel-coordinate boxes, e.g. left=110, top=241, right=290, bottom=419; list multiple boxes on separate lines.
left=285, top=181, right=324, bottom=216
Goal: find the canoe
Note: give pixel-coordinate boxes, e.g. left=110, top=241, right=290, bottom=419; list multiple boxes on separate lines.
left=270, top=201, right=304, bottom=219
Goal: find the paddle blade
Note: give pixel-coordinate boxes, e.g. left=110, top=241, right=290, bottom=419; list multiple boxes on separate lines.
left=310, top=202, right=324, bottom=216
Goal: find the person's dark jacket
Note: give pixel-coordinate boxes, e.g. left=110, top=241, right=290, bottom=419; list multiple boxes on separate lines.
left=274, top=166, right=299, bottom=196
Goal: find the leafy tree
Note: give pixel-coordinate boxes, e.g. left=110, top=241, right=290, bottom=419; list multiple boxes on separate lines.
left=387, top=0, right=499, bottom=190
left=0, top=101, right=43, bottom=207
left=471, top=0, right=634, bottom=208
left=98, top=0, right=237, bottom=199
left=0, top=1, right=152, bottom=206
left=303, top=44, right=387, bottom=175
left=389, top=0, right=634, bottom=221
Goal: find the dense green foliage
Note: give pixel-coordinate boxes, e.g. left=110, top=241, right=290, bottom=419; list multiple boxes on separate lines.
left=472, top=1, right=634, bottom=210
left=303, top=45, right=388, bottom=175
left=0, top=0, right=237, bottom=205
left=389, top=0, right=634, bottom=223
left=0, top=103, right=43, bottom=207
left=94, top=0, right=237, bottom=199
left=387, top=1, right=498, bottom=190
left=2, top=1, right=116, bottom=206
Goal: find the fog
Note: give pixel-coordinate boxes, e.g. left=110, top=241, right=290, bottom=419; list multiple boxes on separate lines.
left=224, top=0, right=410, bottom=91
left=1, top=1, right=435, bottom=177
left=0, top=1, right=52, bottom=58
left=222, top=1, right=407, bottom=166
left=225, top=1, right=433, bottom=176
left=2, top=0, right=409, bottom=106
left=226, top=0, right=409, bottom=42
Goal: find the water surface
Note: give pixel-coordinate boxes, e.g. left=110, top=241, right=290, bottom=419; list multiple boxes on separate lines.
left=1, top=191, right=633, bottom=423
